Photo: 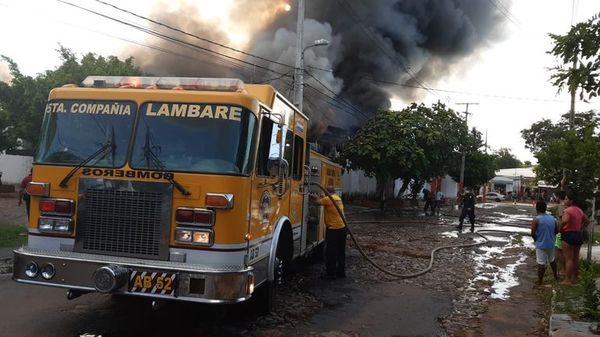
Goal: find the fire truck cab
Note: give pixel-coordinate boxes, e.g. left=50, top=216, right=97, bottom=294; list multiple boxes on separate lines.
left=12, top=76, right=341, bottom=311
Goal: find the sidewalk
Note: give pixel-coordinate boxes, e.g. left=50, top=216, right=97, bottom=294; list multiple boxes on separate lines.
left=550, top=239, right=600, bottom=336
left=0, top=247, right=14, bottom=260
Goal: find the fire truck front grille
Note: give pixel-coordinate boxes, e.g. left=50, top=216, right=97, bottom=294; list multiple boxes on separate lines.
left=75, top=179, right=172, bottom=260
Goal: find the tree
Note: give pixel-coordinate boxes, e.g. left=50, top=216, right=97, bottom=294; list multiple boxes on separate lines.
left=449, top=129, right=496, bottom=188
left=0, top=46, right=141, bottom=150
left=534, top=128, right=600, bottom=202
left=341, top=107, right=425, bottom=204
left=548, top=14, right=600, bottom=100
left=493, top=148, right=523, bottom=169
left=340, top=103, right=469, bottom=204
left=521, top=110, right=599, bottom=153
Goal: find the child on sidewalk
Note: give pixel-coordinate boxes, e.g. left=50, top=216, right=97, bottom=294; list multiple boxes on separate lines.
left=531, top=200, right=559, bottom=286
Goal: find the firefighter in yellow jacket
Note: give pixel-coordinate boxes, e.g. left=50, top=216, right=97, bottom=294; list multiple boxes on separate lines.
left=311, top=186, right=346, bottom=279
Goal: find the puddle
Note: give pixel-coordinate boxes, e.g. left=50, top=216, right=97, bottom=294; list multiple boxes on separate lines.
left=438, top=205, right=539, bottom=302
left=440, top=231, right=459, bottom=238
left=443, top=218, right=534, bottom=302
left=489, top=253, right=528, bottom=299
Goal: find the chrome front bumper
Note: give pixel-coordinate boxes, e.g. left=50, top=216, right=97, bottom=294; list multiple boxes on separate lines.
left=13, top=247, right=254, bottom=303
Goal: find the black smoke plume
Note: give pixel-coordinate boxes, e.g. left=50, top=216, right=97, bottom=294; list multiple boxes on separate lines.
left=128, top=0, right=508, bottom=141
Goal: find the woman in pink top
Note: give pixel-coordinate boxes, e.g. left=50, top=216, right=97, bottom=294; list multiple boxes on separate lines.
left=560, top=191, right=589, bottom=284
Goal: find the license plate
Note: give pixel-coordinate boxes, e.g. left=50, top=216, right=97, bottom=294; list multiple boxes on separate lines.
left=129, top=271, right=177, bottom=296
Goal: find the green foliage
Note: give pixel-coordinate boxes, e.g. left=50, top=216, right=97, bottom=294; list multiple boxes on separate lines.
left=554, top=262, right=600, bottom=321
left=581, top=265, right=600, bottom=320
left=493, top=147, right=523, bottom=169
left=534, top=128, right=600, bottom=202
left=341, top=103, right=462, bottom=185
left=548, top=14, right=600, bottom=100
left=448, top=129, right=496, bottom=187
left=0, top=46, right=142, bottom=150
left=0, top=224, right=27, bottom=248
left=341, top=103, right=494, bottom=198
left=521, top=110, right=599, bottom=153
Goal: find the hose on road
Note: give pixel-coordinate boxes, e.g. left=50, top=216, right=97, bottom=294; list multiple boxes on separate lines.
left=311, top=182, right=523, bottom=280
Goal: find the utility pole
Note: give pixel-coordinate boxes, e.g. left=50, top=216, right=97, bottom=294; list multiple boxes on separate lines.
left=456, top=103, right=478, bottom=195
left=562, top=56, right=578, bottom=190
left=293, top=0, right=305, bottom=113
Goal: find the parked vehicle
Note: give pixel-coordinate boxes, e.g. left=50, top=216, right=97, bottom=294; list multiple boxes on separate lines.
left=477, top=192, right=506, bottom=202
left=12, top=76, right=342, bottom=313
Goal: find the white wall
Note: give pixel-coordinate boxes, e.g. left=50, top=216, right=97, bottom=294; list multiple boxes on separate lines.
left=342, top=169, right=377, bottom=196
left=0, top=154, right=33, bottom=184
left=343, top=171, right=459, bottom=200
left=441, top=175, right=458, bottom=199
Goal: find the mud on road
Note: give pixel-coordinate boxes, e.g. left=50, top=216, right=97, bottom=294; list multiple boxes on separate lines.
left=0, top=202, right=548, bottom=337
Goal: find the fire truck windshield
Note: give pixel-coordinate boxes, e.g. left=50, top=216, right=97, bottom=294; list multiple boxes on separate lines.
left=35, top=100, right=135, bottom=167
left=130, top=102, right=257, bottom=175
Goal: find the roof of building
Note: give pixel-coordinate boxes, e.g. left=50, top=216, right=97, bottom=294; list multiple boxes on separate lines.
left=495, top=167, right=536, bottom=178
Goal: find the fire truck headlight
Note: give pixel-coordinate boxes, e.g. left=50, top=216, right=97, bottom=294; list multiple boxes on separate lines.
left=38, top=218, right=54, bottom=231
left=53, top=219, right=71, bottom=232
left=38, top=217, right=72, bottom=233
left=25, top=262, right=39, bottom=278
left=41, top=263, right=56, bottom=280
left=192, top=231, right=210, bottom=244
left=175, top=229, right=193, bottom=242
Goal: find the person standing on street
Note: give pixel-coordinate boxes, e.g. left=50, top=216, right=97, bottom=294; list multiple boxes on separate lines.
left=18, top=169, right=33, bottom=220
left=422, top=188, right=431, bottom=215
left=554, top=190, right=566, bottom=277
left=311, top=186, right=347, bottom=279
left=560, top=191, right=589, bottom=285
left=434, top=189, right=444, bottom=216
left=457, top=188, right=476, bottom=233
left=531, top=201, right=559, bottom=285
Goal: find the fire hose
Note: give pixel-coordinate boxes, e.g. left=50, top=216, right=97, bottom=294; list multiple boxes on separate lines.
left=311, top=182, right=524, bottom=279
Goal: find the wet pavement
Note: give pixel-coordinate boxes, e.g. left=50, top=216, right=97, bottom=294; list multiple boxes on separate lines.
left=0, top=200, right=560, bottom=336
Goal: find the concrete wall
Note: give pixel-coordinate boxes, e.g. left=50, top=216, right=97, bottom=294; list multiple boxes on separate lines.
left=344, top=171, right=459, bottom=201
left=441, top=175, right=459, bottom=199
left=0, top=154, right=33, bottom=185
left=342, top=169, right=377, bottom=197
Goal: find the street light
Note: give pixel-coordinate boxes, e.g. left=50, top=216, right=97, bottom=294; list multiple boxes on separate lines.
left=293, top=0, right=329, bottom=113
left=294, top=38, right=329, bottom=113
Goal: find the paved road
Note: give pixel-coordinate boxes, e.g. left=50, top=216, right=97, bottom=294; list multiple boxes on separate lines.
left=0, top=271, right=451, bottom=337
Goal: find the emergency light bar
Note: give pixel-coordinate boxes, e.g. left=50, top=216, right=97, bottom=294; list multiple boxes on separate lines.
left=81, top=76, right=245, bottom=92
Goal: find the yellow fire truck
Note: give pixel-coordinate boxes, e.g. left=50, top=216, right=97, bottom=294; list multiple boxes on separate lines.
left=12, top=76, right=342, bottom=311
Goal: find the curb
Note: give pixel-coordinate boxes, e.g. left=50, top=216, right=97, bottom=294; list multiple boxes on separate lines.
left=549, top=289, right=599, bottom=336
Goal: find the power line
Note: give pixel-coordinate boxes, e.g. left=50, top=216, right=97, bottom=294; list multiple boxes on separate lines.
left=92, top=0, right=297, bottom=71
left=255, top=71, right=294, bottom=84
left=56, top=0, right=291, bottom=79
left=486, top=0, right=522, bottom=30
left=364, top=77, right=582, bottom=104
left=304, top=70, right=368, bottom=118
left=304, top=84, right=369, bottom=121
left=92, top=0, right=335, bottom=74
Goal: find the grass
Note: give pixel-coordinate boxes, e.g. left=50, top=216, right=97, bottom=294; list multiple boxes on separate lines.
left=593, top=231, right=600, bottom=245
left=0, top=224, right=27, bottom=248
left=553, top=261, right=600, bottom=321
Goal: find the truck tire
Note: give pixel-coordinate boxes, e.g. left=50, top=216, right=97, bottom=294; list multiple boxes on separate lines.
left=254, top=239, right=286, bottom=314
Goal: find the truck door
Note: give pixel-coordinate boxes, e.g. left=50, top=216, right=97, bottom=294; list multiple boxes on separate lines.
left=289, top=134, right=306, bottom=256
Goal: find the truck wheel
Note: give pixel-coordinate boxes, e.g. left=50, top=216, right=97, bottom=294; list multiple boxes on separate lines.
left=254, top=245, right=285, bottom=314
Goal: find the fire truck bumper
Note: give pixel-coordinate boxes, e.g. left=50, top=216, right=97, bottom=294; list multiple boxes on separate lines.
left=12, top=247, right=255, bottom=304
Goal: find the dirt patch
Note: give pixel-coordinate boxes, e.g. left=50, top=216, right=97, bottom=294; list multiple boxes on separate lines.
left=479, top=256, right=550, bottom=337
left=0, top=191, right=27, bottom=227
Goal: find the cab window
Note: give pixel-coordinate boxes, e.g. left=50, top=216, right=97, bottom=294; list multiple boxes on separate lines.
left=292, top=135, right=304, bottom=180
